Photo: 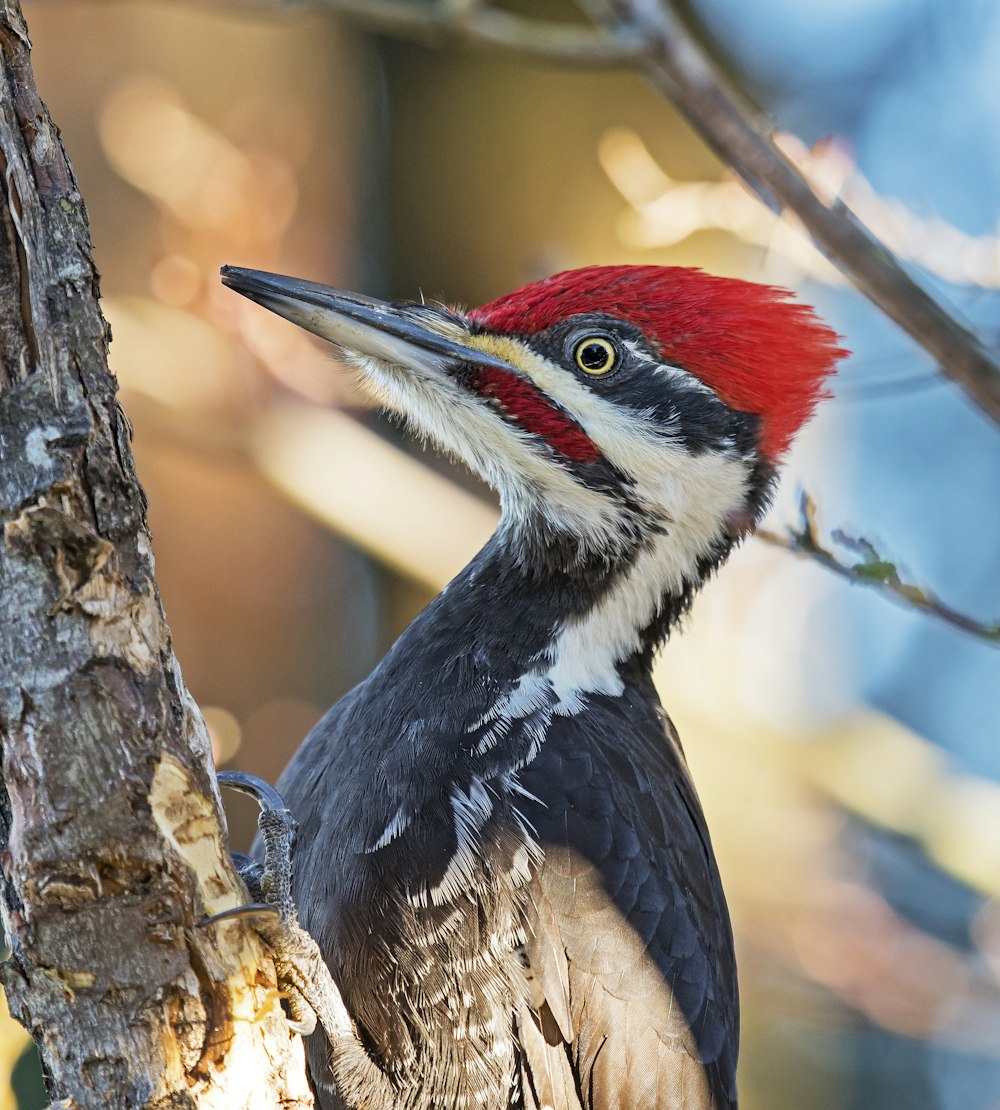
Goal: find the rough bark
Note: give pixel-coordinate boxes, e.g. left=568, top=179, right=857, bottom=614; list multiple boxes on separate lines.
left=0, top=4, right=313, bottom=1106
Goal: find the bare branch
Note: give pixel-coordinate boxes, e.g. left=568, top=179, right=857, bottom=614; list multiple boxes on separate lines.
left=590, top=0, right=1000, bottom=428
left=758, top=494, right=1000, bottom=646
left=114, top=0, right=648, bottom=67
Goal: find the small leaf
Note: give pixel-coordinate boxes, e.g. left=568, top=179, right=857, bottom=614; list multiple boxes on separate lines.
left=851, top=558, right=898, bottom=584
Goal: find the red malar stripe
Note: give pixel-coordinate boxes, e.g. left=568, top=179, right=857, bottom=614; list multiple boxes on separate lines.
left=473, top=367, right=600, bottom=463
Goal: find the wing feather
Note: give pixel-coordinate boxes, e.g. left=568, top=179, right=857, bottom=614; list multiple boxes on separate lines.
left=518, top=699, right=739, bottom=1109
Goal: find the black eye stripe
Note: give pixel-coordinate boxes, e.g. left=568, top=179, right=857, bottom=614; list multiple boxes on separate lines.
left=514, top=317, right=762, bottom=457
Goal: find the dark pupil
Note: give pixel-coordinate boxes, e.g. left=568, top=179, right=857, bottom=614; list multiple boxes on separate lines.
left=580, top=341, right=610, bottom=370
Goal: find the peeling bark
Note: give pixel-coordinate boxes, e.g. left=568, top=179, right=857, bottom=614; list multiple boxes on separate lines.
left=0, top=3, right=313, bottom=1105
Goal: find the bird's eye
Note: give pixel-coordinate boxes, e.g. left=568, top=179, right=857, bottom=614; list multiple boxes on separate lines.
left=573, top=336, right=617, bottom=376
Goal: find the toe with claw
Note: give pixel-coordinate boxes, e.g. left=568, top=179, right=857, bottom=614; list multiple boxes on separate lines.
left=205, top=772, right=397, bottom=1107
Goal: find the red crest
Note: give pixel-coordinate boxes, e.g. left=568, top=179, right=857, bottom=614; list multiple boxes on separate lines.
left=470, top=266, right=846, bottom=459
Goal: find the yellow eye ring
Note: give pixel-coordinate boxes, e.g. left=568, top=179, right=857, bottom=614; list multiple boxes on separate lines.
left=573, top=336, right=617, bottom=376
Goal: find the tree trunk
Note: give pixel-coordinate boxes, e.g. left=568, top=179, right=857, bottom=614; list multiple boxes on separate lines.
left=0, top=4, right=313, bottom=1105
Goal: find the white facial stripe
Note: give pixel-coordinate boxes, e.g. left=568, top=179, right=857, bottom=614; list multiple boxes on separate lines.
left=355, top=322, right=752, bottom=757
left=621, top=339, right=718, bottom=398
left=653, top=363, right=717, bottom=396
left=466, top=447, right=749, bottom=720
left=463, top=334, right=704, bottom=483
left=340, top=321, right=748, bottom=566
left=349, top=352, right=627, bottom=549
left=462, top=337, right=755, bottom=541
left=452, top=457, right=746, bottom=792
left=546, top=450, right=749, bottom=711
left=361, top=324, right=752, bottom=730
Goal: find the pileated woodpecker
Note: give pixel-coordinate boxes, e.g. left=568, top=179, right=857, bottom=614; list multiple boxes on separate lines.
left=220, top=264, right=843, bottom=1110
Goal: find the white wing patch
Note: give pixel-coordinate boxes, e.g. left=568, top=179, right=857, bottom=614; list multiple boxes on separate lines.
left=413, top=779, right=495, bottom=908
left=370, top=802, right=413, bottom=851
left=473, top=672, right=552, bottom=754
left=415, top=446, right=748, bottom=903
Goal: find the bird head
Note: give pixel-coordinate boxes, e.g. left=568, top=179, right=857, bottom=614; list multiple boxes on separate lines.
left=222, top=264, right=844, bottom=568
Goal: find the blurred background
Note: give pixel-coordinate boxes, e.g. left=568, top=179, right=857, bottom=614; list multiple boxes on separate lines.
left=4, top=1, right=1000, bottom=1106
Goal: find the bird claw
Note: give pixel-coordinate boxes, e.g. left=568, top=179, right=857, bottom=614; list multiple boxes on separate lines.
left=200, top=902, right=280, bottom=928
left=215, top=771, right=298, bottom=922
left=215, top=769, right=289, bottom=813
left=204, top=771, right=353, bottom=1046
left=285, top=1008, right=318, bottom=1038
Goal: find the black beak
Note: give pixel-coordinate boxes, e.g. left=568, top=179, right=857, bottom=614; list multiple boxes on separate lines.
left=221, top=266, right=514, bottom=374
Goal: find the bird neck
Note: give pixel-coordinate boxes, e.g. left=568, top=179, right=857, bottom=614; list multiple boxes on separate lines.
left=358, top=511, right=733, bottom=883
left=431, top=509, right=731, bottom=705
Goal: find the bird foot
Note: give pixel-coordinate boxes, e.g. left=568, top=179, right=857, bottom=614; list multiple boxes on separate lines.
left=206, top=773, right=398, bottom=1108
left=204, top=771, right=353, bottom=1040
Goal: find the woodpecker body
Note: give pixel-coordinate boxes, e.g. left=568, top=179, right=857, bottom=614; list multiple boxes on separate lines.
left=222, top=264, right=843, bottom=1109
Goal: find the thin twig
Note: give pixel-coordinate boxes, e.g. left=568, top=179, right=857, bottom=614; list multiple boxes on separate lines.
left=758, top=493, right=1000, bottom=646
